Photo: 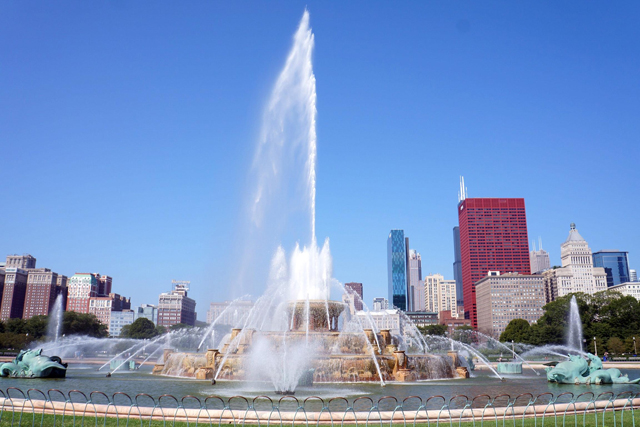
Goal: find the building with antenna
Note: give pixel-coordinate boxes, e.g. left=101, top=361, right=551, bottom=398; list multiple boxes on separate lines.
left=452, top=226, right=463, bottom=306
left=158, top=280, right=197, bottom=327
left=530, top=238, right=551, bottom=274
left=456, top=177, right=531, bottom=328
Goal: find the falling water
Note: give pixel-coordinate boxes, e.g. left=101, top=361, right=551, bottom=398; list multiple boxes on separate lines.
left=197, top=295, right=250, bottom=351
left=46, top=294, right=64, bottom=342
left=567, top=296, right=584, bottom=352
left=251, top=9, right=317, bottom=243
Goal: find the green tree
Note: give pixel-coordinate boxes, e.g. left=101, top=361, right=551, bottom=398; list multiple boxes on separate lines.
left=606, top=337, right=625, bottom=355
left=499, top=319, right=531, bottom=343
left=120, top=318, right=159, bottom=339
left=418, top=324, right=447, bottom=336
left=25, top=315, right=48, bottom=340
left=62, top=312, right=108, bottom=337
left=5, top=318, right=26, bottom=334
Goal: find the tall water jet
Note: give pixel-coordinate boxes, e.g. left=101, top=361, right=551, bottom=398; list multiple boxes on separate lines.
left=152, top=10, right=468, bottom=390
left=46, top=294, right=64, bottom=343
left=566, top=296, right=583, bottom=352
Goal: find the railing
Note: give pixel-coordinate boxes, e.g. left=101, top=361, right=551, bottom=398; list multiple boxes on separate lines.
left=0, top=388, right=638, bottom=426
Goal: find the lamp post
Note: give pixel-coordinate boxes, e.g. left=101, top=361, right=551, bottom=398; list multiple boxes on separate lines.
left=512, top=340, right=515, bottom=360
left=634, top=337, right=637, bottom=356
left=594, top=337, right=598, bottom=357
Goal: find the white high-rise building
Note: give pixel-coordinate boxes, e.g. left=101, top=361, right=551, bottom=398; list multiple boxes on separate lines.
left=424, top=273, right=457, bottom=317
left=630, top=269, right=638, bottom=282
left=408, top=250, right=423, bottom=311
left=543, top=224, right=607, bottom=300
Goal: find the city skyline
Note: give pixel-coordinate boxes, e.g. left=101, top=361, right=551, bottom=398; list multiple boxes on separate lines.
left=1, top=2, right=639, bottom=308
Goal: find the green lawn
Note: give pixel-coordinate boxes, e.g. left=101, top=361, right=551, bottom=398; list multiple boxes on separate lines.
left=0, top=409, right=638, bottom=427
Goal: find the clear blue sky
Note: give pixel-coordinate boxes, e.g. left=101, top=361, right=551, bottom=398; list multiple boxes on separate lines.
left=1, top=1, right=639, bottom=315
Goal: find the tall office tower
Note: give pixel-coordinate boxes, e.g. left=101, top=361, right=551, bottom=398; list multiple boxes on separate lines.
left=631, top=269, right=638, bottom=282
left=592, top=250, right=630, bottom=287
left=66, top=273, right=99, bottom=313
left=452, top=227, right=463, bottom=306
left=23, top=268, right=67, bottom=319
left=408, top=250, right=423, bottom=311
left=5, top=255, right=36, bottom=269
left=543, top=224, right=607, bottom=299
left=458, top=196, right=531, bottom=328
left=344, top=282, right=364, bottom=311
left=530, top=240, right=551, bottom=274
left=0, top=267, right=29, bottom=320
left=424, top=274, right=458, bottom=317
left=387, top=230, right=409, bottom=311
left=372, top=297, right=388, bottom=311
left=0, top=254, right=37, bottom=320
left=157, top=281, right=197, bottom=327
left=475, top=272, right=546, bottom=338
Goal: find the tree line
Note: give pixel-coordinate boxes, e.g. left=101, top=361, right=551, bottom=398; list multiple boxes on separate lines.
left=500, top=291, right=640, bottom=354
left=0, top=311, right=108, bottom=350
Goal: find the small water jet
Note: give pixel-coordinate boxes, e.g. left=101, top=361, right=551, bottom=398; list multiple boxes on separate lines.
left=46, top=294, right=64, bottom=343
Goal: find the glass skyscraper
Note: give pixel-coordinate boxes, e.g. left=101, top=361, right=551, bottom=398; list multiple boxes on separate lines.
left=592, top=250, right=630, bottom=287
left=387, top=230, right=409, bottom=311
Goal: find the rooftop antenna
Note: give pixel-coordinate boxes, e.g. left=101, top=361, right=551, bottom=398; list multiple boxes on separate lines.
left=531, top=240, right=537, bottom=252
left=458, top=176, right=467, bottom=202
left=539, top=236, right=543, bottom=251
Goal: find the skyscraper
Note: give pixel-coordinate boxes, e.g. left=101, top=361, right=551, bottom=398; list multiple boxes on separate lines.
left=408, top=250, right=423, bottom=311
left=23, top=268, right=67, bottom=319
left=631, top=269, right=638, bottom=282
left=457, top=196, right=531, bottom=328
left=387, top=230, right=409, bottom=311
left=452, top=227, right=463, bottom=306
left=158, top=281, right=196, bottom=327
left=424, top=273, right=458, bottom=317
left=66, top=273, right=99, bottom=313
left=543, top=223, right=607, bottom=299
left=1, top=254, right=37, bottom=320
left=592, top=250, right=630, bottom=287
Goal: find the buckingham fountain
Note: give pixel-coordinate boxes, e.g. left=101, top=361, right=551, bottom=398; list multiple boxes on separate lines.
left=150, top=10, right=467, bottom=393
left=153, top=299, right=468, bottom=391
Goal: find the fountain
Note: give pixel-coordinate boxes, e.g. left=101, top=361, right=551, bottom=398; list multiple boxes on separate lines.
left=152, top=10, right=467, bottom=392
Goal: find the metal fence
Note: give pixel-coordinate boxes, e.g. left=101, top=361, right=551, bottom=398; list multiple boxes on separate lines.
left=0, top=388, right=638, bottom=426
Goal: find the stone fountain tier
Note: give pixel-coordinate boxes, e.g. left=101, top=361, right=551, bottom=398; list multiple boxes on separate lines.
left=286, top=300, right=345, bottom=332
left=153, top=327, right=468, bottom=382
left=154, top=348, right=465, bottom=382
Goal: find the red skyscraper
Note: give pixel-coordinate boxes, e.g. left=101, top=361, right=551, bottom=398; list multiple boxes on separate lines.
left=457, top=198, right=531, bottom=328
